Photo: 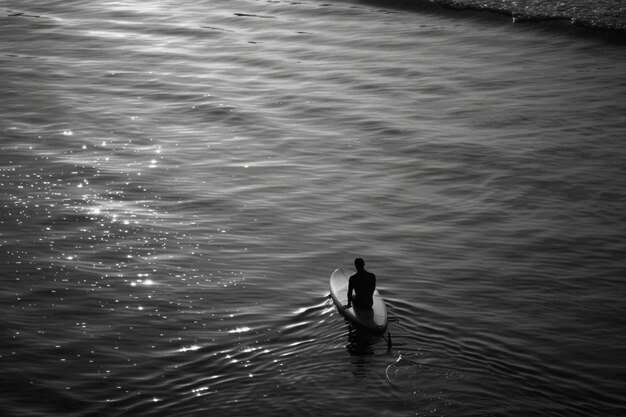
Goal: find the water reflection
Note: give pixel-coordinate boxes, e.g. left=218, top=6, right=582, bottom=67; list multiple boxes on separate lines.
left=345, top=326, right=387, bottom=356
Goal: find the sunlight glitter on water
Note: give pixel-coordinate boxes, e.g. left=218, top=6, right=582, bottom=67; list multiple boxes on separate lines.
left=228, top=326, right=252, bottom=334
left=177, top=345, right=201, bottom=353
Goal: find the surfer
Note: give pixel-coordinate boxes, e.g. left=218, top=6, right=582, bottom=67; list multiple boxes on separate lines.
left=346, top=258, right=376, bottom=309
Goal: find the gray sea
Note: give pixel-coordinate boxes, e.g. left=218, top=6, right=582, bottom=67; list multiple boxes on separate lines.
left=1, top=0, right=625, bottom=415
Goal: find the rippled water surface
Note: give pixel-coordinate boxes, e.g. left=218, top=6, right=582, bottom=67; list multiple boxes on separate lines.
left=2, top=0, right=626, bottom=416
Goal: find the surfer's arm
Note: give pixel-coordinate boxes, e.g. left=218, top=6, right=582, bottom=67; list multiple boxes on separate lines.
left=346, top=279, right=353, bottom=308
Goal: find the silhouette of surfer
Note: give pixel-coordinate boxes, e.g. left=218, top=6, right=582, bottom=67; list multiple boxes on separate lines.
left=345, top=258, right=376, bottom=309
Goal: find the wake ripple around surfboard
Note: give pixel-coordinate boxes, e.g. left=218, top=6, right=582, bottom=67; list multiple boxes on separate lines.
left=386, top=354, right=465, bottom=386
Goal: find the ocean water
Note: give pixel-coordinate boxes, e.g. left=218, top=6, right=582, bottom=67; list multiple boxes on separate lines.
left=1, top=0, right=625, bottom=416
left=425, top=0, right=626, bottom=30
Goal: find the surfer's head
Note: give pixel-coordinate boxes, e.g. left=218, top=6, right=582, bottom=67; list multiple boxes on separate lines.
left=354, top=258, right=365, bottom=271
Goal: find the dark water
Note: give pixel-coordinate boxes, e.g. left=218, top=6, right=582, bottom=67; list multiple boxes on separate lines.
left=2, top=0, right=626, bottom=416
